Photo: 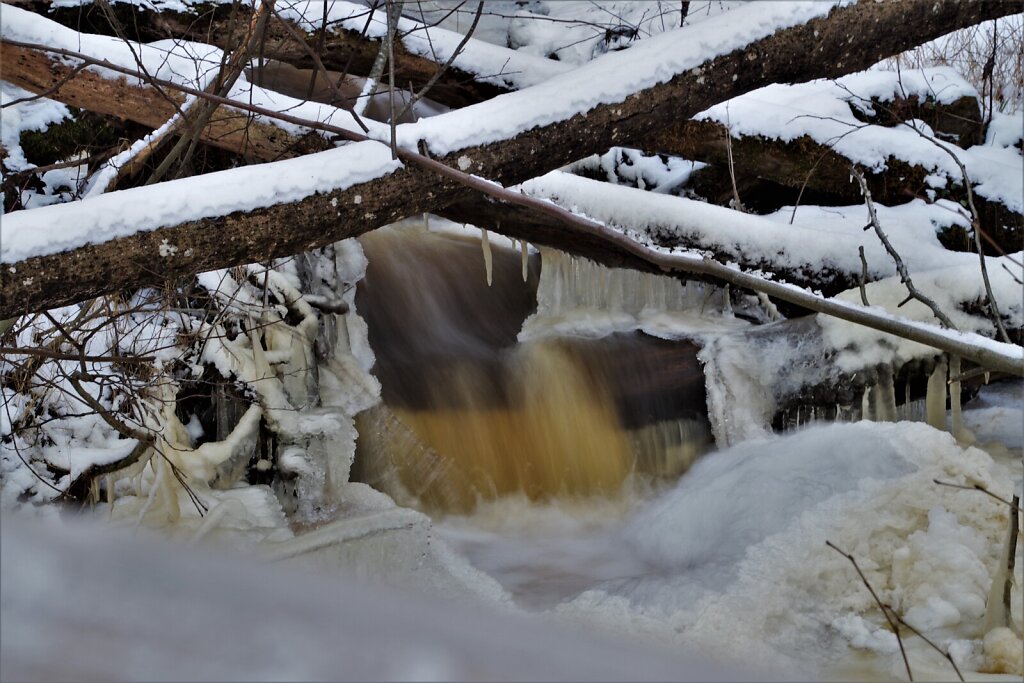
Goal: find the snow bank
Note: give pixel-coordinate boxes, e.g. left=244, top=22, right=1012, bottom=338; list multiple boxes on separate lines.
left=557, top=421, right=1022, bottom=677
left=1, top=512, right=740, bottom=682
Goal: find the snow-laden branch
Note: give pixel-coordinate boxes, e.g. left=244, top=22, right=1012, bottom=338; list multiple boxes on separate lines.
left=2, top=0, right=1015, bottom=317
left=437, top=170, right=1024, bottom=376
left=17, top=0, right=570, bottom=108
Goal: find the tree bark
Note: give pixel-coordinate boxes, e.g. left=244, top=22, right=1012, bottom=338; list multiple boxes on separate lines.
left=9, top=0, right=514, bottom=109
left=1, top=41, right=332, bottom=161
left=2, top=0, right=1016, bottom=318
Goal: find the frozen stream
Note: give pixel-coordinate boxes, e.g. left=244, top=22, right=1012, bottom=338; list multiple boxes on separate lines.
left=353, top=225, right=1022, bottom=679
left=435, top=381, right=1023, bottom=679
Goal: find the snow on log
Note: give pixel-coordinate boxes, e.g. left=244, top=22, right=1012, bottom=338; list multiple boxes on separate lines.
left=649, top=69, right=1023, bottom=253
left=1, top=0, right=1016, bottom=318
left=9, top=0, right=568, bottom=108
left=0, top=40, right=334, bottom=161
left=455, top=171, right=979, bottom=297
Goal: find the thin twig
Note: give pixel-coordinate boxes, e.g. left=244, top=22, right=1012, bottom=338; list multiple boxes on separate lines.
left=852, top=168, right=957, bottom=329
left=884, top=605, right=965, bottom=682
left=396, top=1, right=484, bottom=121
left=148, top=0, right=275, bottom=184
left=268, top=4, right=370, bottom=132
left=896, top=120, right=1011, bottom=344
left=933, top=479, right=1024, bottom=513
left=994, top=494, right=1020, bottom=627
left=826, top=540, right=913, bottom=681
left=724, top=104, right=746, bottom=213
left=353, top=0, right=403, bottom=118
left=0, top=347, right=156, bottom=363
left=0, top=62, right=91, bottom=107
left=858, top=246, right=870, bottom=306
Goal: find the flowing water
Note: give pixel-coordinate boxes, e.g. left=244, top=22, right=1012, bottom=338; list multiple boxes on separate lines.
left=348, top=221, right=1022, bottom=678
left=354, top=222, right=714, bottom=514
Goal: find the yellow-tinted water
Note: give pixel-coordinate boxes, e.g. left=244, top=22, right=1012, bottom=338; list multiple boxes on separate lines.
left=396, top=344, right=632, bottom=511
left=354, top=223, right=712, bottom=514
left=357, top=342, right=639, bottom=512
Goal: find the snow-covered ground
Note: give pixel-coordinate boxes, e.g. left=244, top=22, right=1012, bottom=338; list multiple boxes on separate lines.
left=0, top=510, right=748, bottom=682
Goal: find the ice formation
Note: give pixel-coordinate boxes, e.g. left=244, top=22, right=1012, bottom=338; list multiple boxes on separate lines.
left=553, top=419, right=1023, bottom=678
left=520, top=246, right=743, bottom=341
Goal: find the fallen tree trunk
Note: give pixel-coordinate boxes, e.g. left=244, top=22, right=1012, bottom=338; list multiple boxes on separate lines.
left=0, top=41, right=332, bottom=161
left=2, top=0, right=1016, bottom=319
left=9, top=0, right=530, bottom=109
left=4, top=41, right=860, bottom=291
left=649, top=119, right=1022, bottom=254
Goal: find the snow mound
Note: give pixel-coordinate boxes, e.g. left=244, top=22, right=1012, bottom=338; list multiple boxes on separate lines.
left=557, top=421, right=1021, bottom=676
left=623, top=422, right=917, bottom=577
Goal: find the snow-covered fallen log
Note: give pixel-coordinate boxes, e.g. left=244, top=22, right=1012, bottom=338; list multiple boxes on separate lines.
left=482, top=171, right=985, bottom=296
left=1, top=1, right=1015, bottom=318
left=649, top=68, right=1022, bottom=251
left=12, top=0, right=570, bottom=108
left=448, top=172, right=1024, bottom=376
left=0, top=7, right=382, bottom=156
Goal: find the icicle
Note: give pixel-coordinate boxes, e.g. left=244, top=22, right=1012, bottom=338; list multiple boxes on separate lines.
left=521, top=239, right=529, bottom=282
left=422, top=212, right=429, bottom=231
left=949, top=354, right=963, bottom=439
left=756, top=292, right=781, bottom=322
left=861, top=385, right=872, bottom=421
left=925, top=356, right=947, bottom=430
left=873, top=369, right=898, bottom=422
left=106, top=474, right=115, bottom=514
left=481, top=228, right=493, bottom=287
left=983, top=494, right=1020, bottom=633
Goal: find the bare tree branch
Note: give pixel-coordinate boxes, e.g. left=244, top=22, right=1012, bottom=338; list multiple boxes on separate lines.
left=852, top=168, right=958, bottom=329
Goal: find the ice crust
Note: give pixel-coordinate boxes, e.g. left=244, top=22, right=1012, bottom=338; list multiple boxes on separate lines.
left=557, top=420, right=1022, bottom=676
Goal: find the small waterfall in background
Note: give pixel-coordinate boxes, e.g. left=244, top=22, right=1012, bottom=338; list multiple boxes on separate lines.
left=353, top=222, right=718, bottom=513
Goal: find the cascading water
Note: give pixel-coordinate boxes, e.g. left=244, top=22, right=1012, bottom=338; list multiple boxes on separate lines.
left=345, top=219, right=1020, bottom=680
left=353, top=222, right=718, bottom=513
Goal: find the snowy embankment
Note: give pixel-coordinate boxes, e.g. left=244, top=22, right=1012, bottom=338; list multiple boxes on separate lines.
left=0, top=512, right=743, bottom=682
